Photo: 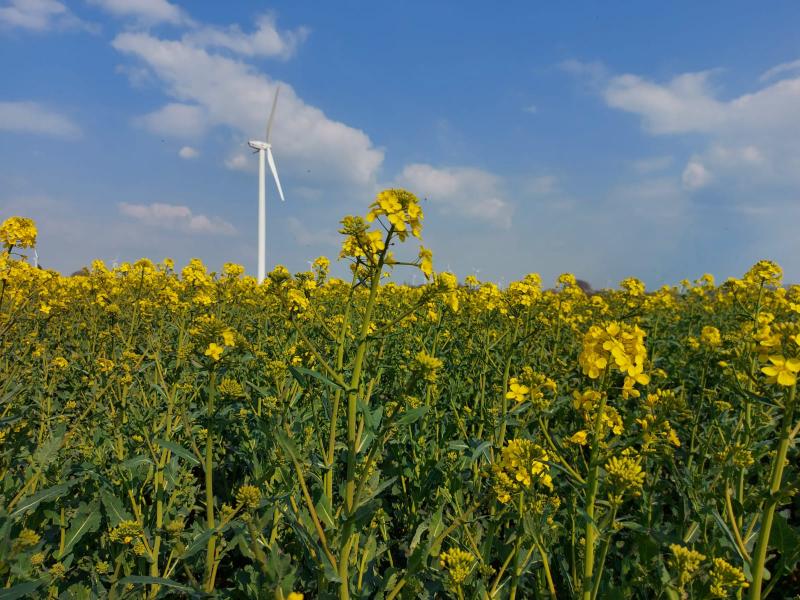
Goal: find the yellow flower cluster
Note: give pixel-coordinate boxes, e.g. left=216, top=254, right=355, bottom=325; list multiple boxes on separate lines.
left=604, top=454, right=645, bottom=495
left=507, top=369, right=557, bottom=410
left=743, top=259, right=782, bottom=286
left=339, top=215, right=385, bottom=265
left=435, top=272, right=459, bottom=312
left=493, top=438, right=552, bottom=503
left=13, top=528, right=41, bottom=551
left=0, top=216, right=37, bottom=249
left=579, top=322, right=649, bottom=389
left=96, top=357, right=115, bottom=373
left=235, top=484, right=262, bottom=510
left=668, top=544, right=705, bottom=586
left=709, top=558, right=748, bottom=598
left=418, top=246, right=433, bottom=279
left=700, top=326, right=722, bottom=348
left=438, top=547, right=475, bottom=584
left=109, top=520, right=143, bottom=545
left=51, top=356, right=69, bottom=369
left=366, top=189, right=423, bottom=241
left=218, top=377, right=245, bottom=398
left=413, top=350, right=443, bottom=383
left=287, top=288, right=310, bottom=314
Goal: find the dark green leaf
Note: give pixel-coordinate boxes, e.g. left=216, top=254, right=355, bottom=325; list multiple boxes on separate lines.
left=154, top=438, right=200, bottom=466
left=11, top=480, right=78, bottom=519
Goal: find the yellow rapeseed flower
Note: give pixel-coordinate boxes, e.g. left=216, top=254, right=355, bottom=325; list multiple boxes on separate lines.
left=709, top=558, right=748, bottom=598
left=439, top=547, right=475, bottom=585
left=669, top=544, right=705, bottom=586
left=0, top=216, right=37, bottom=249
left=761, top=355, right=800, bottom=386
left=604, top=454, right=645, bottom=494
left=505, top=378, right=530, bottom=403
left=204, top=343, right=224, bottom=361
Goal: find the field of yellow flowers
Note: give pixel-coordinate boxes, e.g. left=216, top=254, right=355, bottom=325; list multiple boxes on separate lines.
left=1, top=190, right=798, bottom=599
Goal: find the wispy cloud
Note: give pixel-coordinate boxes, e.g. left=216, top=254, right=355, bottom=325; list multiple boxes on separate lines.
left=759, top=58, right=800, bottom=82
left=86, top=0, right=188, bottom=26
left=112, top=31, right=384, bottom=186
left=178, top=145, right=198, bottom=159
left=119, top=202, right=236, bottom=235
left=0, top=100, right=81, bottom=137
left=396, top=163, right=513, bottom=228
left=569, top=59, right=800, bottom=189
left=0, top=0, right=92, bottom=32
left=183, top=13, right=309, bottom=60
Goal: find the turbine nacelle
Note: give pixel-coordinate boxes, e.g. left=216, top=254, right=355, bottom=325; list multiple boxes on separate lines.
left=248, top=140, right=271, bottom=151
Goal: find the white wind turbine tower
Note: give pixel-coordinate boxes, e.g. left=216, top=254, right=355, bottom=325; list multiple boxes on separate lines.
left=249, top=87, right=286, bottom=283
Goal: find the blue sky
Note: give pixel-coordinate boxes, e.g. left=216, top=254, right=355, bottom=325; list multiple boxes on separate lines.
left=2, top=1, right=800, bottom=288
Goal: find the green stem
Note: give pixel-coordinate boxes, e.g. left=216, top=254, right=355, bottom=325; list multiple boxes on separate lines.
left=582, top=394, right=608, bottom=600
left=204, top=371, right=217, bottom=592
left=340, top=229, right=391, bottom=600
left=747, top=384, right=796, bottom=600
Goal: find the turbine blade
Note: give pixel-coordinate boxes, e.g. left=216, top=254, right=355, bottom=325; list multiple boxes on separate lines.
left=266, top=86, right=280, bottom=144
left=267, top=147, right=285, bottom=202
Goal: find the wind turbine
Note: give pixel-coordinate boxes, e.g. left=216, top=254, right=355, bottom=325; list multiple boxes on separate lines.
left=249, top=87, right=286, bottom=283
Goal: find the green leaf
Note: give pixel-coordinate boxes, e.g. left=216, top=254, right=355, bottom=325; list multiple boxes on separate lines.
left=394, top=405, right=428, bottom=426
left=0, top=580, right=45, bottom=600
left=470, top=440, right=492, bottom=463
left=428, top=506, right=445, bottom=556
left=59, top=503, right=101, bottom=558
left=769, top=513, right=800, bottom=576
left=154, top=438, right=200, bottom=466
left=11, top=480, right=78, bottom=519
left=100, top=489, right=133, bottom=527
left=290, top=365, right=345, bottom=391
left=275, top=429, right=300, bottom=463
left=315, top=492, right=335, bottom=530
left=357, top=477, right=397, bottom=506
left=286, top=364, right=307, bottom=387
left=121, top=455, right=153, bottom=470
left=116, top=576, right=195, bottom=594
left=32, top=430, right=65, bottom=469
left=180, top=529, right=214, bottom=560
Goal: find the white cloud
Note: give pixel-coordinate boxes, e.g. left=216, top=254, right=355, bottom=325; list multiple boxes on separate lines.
left=224, top=152, right=250, bottom=171
left=178, top=145, right=198, bottom=159
left=112, top=32, right=384, bottom=186
left=137, top=102, right=206, bottom=139
left=592, top=62, right=800, bottom=189
left=603, top=68, right=800, bottom=139
left=119, top=202, right=235, bottom=235
left=0, top=0, right=90, bottom=32
left=396, top=163, right=512, bottom=227
left=523, top=104, right=537, bottom=114
left=605, top=71, right=726, bottom=134
left=760, top=58, right=800, bottom=82
left=115, top=63, right=152, bottom=87
left=0, top=101, right=81, bottom=137
left=682, top=160, right=712, bottom=190
left=183, top=14, right=309, bottom=60
left=87, top=0, right=187, bottom=25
